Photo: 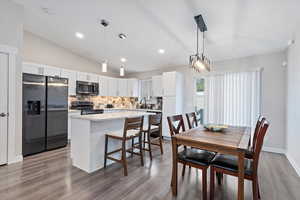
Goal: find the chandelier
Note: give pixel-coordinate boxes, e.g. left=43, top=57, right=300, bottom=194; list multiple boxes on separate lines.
left=189, top=15, right=212, bottom=72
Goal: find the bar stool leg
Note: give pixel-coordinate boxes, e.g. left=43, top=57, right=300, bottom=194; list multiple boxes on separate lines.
left=147, top=131, right=153, bottom=160
left=139, top=133, right=144, bottom=166
left=159, top=132, right=164, bottom=154
left=104, top=135, right=108, bottom=168
left=122, top=140, right=128, bottom=176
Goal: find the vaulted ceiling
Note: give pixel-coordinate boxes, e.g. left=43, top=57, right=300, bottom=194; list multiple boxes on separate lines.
left=14, top=0, right=300, bottom=73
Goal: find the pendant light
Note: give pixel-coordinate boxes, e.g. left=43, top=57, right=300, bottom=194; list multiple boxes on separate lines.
left=101, top=19, right=109, bottom=73
left=189, top=15, right=212, bottom=73
left=101, top=60, right=107, bottom=72
left=119, top=33, right=127, bottom=77
left=120, top=66, right=125, bottom=76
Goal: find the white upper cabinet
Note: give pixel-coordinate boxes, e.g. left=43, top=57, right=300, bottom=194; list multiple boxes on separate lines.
left=152, top=75, right=163, bottom=97
left=61, top=69, right=77, bottom=96
left=23, top=62, right=44, bottom=75
left=140, top=79, right=152, bottom=97
left=77, top=72, right=89, bottom=82
left=118, top=79, right=128, bottom=97
left=44, top=65, right=61, bottom=77
left=98, top=76, right=109, bottom=96
left=77, top=72, right=98, bottom=83
left=87, top=73, right=98, bottom=83
left=108, top=77, right=118, bottom=96
left=127, top=79, right=139, bottom=97
left=162, top=71, right=177, bottom=96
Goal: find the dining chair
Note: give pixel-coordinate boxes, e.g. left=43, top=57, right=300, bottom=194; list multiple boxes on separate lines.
left=104, top=116, right=144, bottom=176
left=168, top=114, right=216, bottom=200
left=186, top=112, right=198, bottom=129
left=142, top=113, right=163, bottom=160
left=210, top=120, right=269, bottom=200
left=216, top=116, right=267, bottom=185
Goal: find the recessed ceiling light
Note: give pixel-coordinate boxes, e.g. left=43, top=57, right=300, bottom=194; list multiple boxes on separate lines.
left=75, top=32, right=84, bottom=39
left=41, top=7, right=56, bottom=15
left=119, top=33, right=127, bottom=39
left=158, top=49, right=165, bottom=54
left=120, top=57, right=127, bottom=63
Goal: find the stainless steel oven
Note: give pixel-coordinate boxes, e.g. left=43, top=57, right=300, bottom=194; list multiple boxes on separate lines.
left=76, top=81, right=99, bottom=95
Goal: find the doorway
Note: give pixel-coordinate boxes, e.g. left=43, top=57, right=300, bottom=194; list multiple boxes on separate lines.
left=0, top=52, right=8, bottom=165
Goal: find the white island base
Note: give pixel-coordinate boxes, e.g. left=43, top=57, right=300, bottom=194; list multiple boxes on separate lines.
left=71, top=112, right=151, bottom=173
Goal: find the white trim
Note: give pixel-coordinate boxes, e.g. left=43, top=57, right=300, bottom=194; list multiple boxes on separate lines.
left=262, top=147, right=286, bottom=154
left=7, top=155, right=23, bottom=165
left=0, top=45, right=18, bottom=55
left=285, top=153, right=300, bottom=177
left=0, top=44, right=19, bottom=164
left=7, top=51, right=18, bottom=164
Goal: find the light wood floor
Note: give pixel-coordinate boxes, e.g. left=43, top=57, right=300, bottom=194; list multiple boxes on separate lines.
left=0, top=142, right=299, bottom=200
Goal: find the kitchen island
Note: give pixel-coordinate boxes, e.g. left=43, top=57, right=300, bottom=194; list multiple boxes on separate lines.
left=70, top=111, right=154, bottom=173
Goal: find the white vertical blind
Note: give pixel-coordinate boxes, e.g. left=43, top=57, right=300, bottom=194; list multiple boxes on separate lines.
left=204, top=70, right=261, bottom=127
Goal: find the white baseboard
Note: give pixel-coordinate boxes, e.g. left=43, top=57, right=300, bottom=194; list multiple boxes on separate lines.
left=8, top=155, right=23, bottom=165
left=285, top=153, right=300, bottom=177
left=262, top=147, right=286, bottom=154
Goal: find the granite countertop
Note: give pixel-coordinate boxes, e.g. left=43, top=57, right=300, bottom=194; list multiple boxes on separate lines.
left=70, top=111, right=155, bottom=122
left=103, top=108, right=162, bottom=112
left=68, top=109, right=81, bottom=113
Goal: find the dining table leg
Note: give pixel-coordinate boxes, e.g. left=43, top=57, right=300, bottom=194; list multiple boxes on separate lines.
left=237, top=151, right=245, bottom=200
left=171, top=137, right=178, bottom=195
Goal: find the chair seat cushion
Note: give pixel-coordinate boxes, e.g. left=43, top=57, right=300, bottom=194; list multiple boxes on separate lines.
left=107, top=129, right=141, bottom=139
left=178, top=148, right=216, bottom=166
left=211, top=154, right=253, bottom=176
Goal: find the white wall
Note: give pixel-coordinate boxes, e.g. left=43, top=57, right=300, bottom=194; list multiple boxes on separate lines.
left=286, top=28, right=300, bottom=176
left=129, top=51, right=287, bottom=151
left=23, top=31, right=119, bottom=77
left=0, top=0, right=24, bottom=159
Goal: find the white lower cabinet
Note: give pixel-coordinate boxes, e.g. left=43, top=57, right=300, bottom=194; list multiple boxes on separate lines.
left=68, top=111, right=81, bottom=140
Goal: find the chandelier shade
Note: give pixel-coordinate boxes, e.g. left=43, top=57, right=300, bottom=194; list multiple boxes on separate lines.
left=189, top=15, right=212, bottom=73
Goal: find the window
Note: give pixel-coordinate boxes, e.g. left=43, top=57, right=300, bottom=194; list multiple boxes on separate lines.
left=194, top=78, right=206, bottom=124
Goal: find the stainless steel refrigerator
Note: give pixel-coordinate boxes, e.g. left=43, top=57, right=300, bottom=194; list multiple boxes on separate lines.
left=22, top=73, right=68, bottom=156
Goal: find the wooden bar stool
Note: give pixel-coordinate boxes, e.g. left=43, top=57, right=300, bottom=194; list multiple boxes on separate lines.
left=142, top=113, right=163, bottom=160
left=104, top=116, right=144, bottom=176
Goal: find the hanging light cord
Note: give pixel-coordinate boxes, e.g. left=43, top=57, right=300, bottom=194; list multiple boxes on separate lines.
left=202, top=31, right=205, bottom=56
left=196, top=24, right=199, bottom=55
left=196, top=24, right=205, bottom=57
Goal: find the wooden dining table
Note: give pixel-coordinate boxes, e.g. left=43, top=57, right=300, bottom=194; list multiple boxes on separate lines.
left=171, top=126, right=251, bottom=200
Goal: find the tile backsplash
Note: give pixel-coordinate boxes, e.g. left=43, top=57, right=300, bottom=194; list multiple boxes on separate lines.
left=69, top=96, right=139, bottom=109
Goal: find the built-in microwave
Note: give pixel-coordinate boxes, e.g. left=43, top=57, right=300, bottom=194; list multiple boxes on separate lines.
left=76, top=81, right=99, bottom=95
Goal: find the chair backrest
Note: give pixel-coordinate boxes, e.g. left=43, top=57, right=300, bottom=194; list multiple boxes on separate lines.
left=186, top=112, right=198, bottom=129
left=123, top=116, right=144, bottom=138
left=167, top=114, right=185, bottom=136
left=252, top=120, right=269, bottom=173
left=252, top=116, right=266, bottom=149
left=148, top=113, right=162, bottom=129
